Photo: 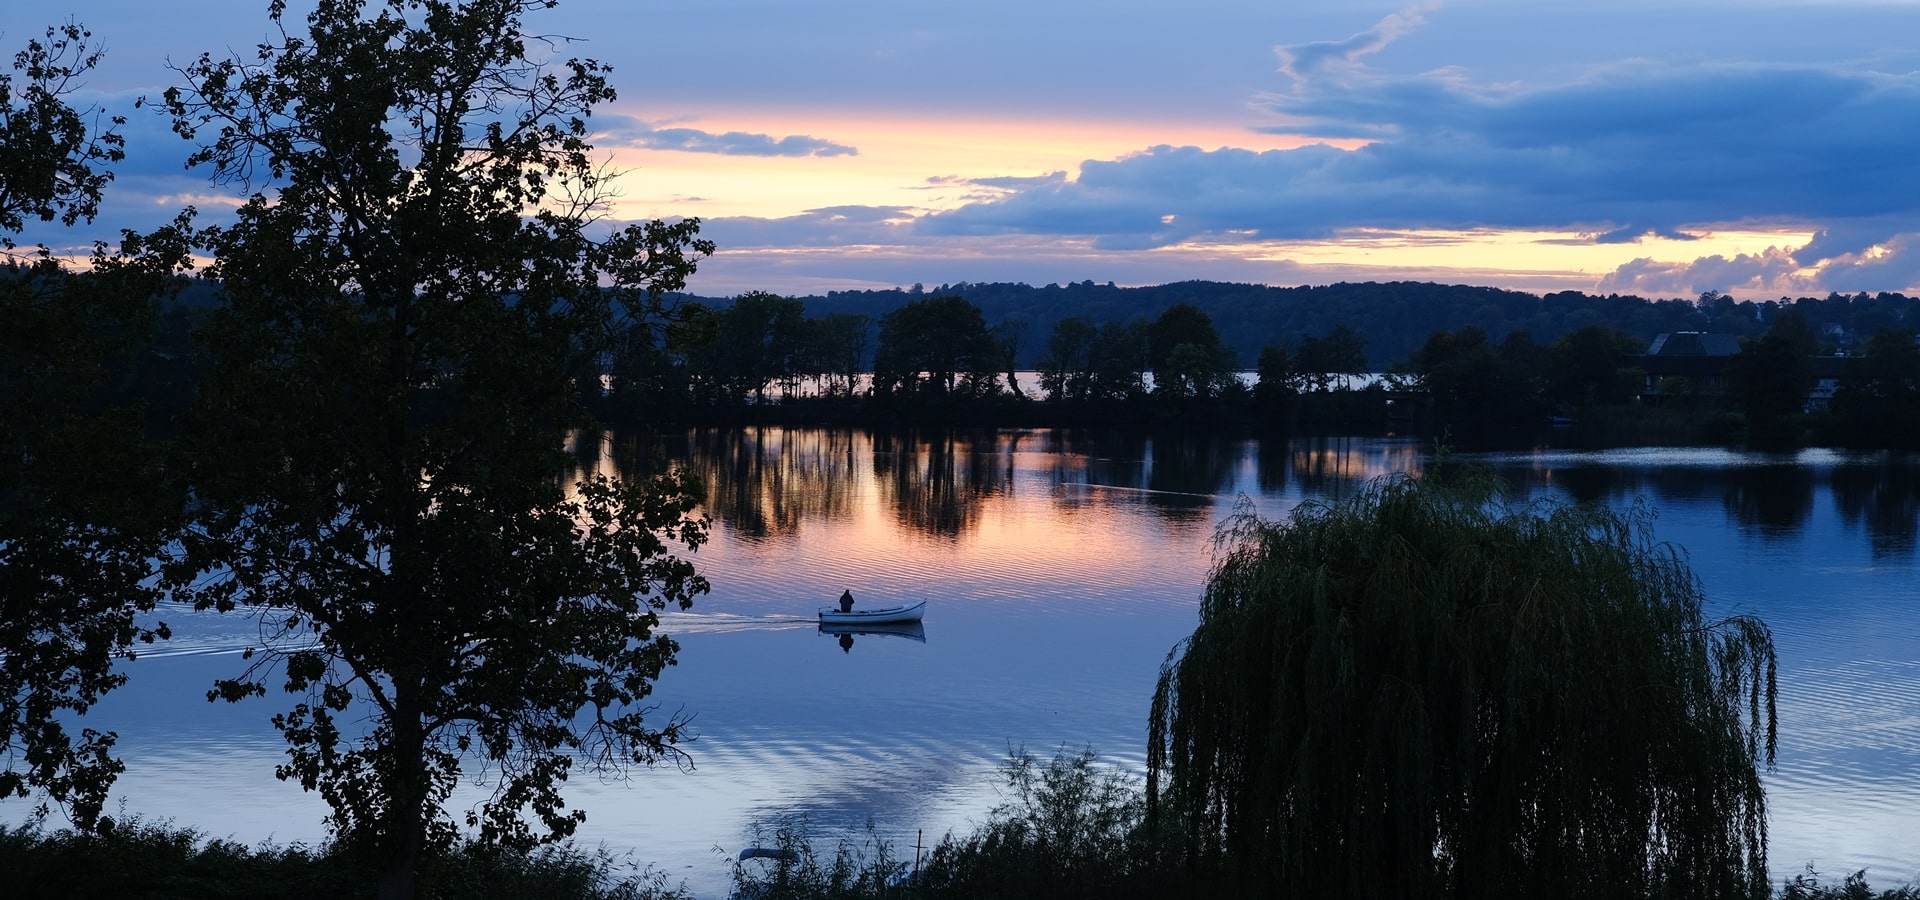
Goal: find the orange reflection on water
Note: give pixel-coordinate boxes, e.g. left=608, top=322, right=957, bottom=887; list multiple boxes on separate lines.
left=1290, top=436, right=1424, bottom=495
left=584, top=428, right=1233, bottom=606
left=566, top=428, right=1534, bottom=611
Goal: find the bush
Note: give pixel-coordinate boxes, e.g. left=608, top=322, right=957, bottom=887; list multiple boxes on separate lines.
left=731, top=748, right=1195, bottom=900
left=729, top=819, right=907, bottom=900
left=1781, top=867, right=1920, bottom=900
left=0, top=815, right=683, bottom=899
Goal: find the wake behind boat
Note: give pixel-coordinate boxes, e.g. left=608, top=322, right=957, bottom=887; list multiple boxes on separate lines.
left=818, top=599, right=926, bottom=625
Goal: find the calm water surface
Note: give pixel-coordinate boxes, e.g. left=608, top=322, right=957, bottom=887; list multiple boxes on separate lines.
left=48, top=430, right=1920, bottom=894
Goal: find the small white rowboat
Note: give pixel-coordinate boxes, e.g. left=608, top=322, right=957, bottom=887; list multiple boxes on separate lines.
left=818, top=599, right=926, bottom=625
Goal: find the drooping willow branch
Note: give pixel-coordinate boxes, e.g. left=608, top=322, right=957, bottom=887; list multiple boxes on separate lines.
left=1148, top=474, right=1777, bottom=900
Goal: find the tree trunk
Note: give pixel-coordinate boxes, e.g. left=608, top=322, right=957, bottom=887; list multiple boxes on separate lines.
left=378, top=682, right=427, bottom=900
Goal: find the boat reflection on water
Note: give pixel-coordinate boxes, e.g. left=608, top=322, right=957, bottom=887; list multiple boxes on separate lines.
left=819, top=620, right=928, bottom=653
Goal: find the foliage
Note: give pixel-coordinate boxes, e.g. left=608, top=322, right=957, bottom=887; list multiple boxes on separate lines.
left=1148, top=473, right=1779, bottom=899
left=989, top=318, right=1028, bottom=398
left=1293, top=324, right=1368, bottom=391
left=1156, top=342, right=1240, bottom=402
left=912, top=746, right=1166, bottom=899
left=0, top=22, right=124, bottom=252
left=692, top=279, right=1920, bottom=381
left=1037, top=316, right=1147, bottom=404
left=1037, top=315, right=1096, bottom=401
left=149, top=1, right=712, bottom=896
left=731, top=748, right=1191, bottom=900
left=1726, top=310, right=1819, bottom=444
left=1405, top=325, right=1504, bottom=419
left=1546, top=324, right=1643, bottom=409
left=1780, top=866, right=1920, bottom=900
left=0, top=255, right=189, bottom=829
left=0, top=817, right=688, bottom=900
left=807, top=312, right=872, bottom=398
left=687, top=291, right=808, bottom=404
left=1826, top=327, right=1920, bottom=448
left=423, top=839, right=692, bottom=900
left=1400, top=323, right=1647, bottom=429
left=0, top=23, right=194, bottom=829
left=872, top=295, right=1000, bottom=400
left=1251, top=344, right=1298, bottom=426
left=730, top=820, right=910, bottom=900
left=1146, top=303, right=1226, bottom=373
left=1144, top=304, right=1237, bottom=402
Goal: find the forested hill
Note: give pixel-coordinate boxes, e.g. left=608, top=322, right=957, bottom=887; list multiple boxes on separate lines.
left=674, top=280, right=1920, bottom=369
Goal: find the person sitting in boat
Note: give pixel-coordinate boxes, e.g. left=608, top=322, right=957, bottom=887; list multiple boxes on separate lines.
left=839, top=590, right=854, bottom=613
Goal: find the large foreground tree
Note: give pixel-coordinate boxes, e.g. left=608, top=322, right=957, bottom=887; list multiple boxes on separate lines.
left=1148, top=474, right=1778, bottom=899
left=153, top=2, right=712, bottom=897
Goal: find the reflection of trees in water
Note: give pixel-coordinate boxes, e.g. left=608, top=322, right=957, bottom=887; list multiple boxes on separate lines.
left=1291, top=436, right=1423, bottom=499
left=608, top=428, right=1918, bottom=559
left=1644, top=467, right=1719, bottom=506
left=1538, top=466, right=1630, bottom=506
left=1489, top=463, right=1711, bottom=509
left=673, top=427, right=863, bottom=541
left=1145, top=433, right=1240, bottom=526
left=1831, top=457, right=1920, bottom=560
left=1484, top=457, right=1817, bottom=542
left=1720, top=465, right=1815, bottom=540
left=566, top=428, right=609, bottom=480
left=1257, top=440, right=1289, bottom=495
left=1041, top=431, right=1149, bottom=515
left=872, top=430, right=1013, bottom=538
left=599, top=427, right=695, bottom=477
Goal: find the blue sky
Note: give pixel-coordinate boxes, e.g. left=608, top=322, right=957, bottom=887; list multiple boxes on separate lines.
left=16, top=0, right=1920, bottom=297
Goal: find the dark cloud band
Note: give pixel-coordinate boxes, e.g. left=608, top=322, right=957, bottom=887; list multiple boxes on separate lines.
left=594, top=115, right=857, bottom=157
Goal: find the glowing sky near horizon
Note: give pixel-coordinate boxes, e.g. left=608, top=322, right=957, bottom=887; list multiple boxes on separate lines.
left=16, top=0, right=1920, bottom=298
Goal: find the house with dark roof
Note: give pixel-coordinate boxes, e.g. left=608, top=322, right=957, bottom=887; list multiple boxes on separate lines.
left=1635, top=332, right=1852, bottom=411
left=1636, top=332, right=1743, bottom=402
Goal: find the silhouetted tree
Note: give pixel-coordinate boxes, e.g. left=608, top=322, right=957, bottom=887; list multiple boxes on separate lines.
left=1150, top=474, right=1777, bottom=899
left=688, top=291, right=806, bottom=404
left=1157, top=342, right=1238, bottom=401
left=993, top=318, right=1030, bottom=398
left=1146, top=304, right=1238, bottom=406
left=1725, top=310, right=1818, bottom=444
left=152, top=3, right=713, bottom=897
left=873, top=295, right=999, bottom=400
left=0, top=22, right=123, bottom=251
left=1828, top=327, right=1920, bottom=447
left=1294, top=325, right=1368, bottom=391
left=1547, top=325, right=1643, bottom=409
left=1148, top=303, right=1228, bottom=375
left=803, top=311, right=870, bottom=397
left=1087, top=320, right=1151, bottom=401
left=1252, top=344, right=1297, bottom=424
left=1, top=23, right=190, bottom=830
left=1039, top=316, right=1098, bottom=402
left=1407, top=325, right=1503, bottom=421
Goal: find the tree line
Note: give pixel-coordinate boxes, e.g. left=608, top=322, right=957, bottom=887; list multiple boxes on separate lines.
left=685, top=280, right=1920, bottom=373
left=611, top=287, right=1920, bottom=446
left=1400, top=311, right=1920, bottom=446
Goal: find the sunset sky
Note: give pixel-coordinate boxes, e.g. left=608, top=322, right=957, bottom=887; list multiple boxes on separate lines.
left=18, top=0, right=1920, bottom=298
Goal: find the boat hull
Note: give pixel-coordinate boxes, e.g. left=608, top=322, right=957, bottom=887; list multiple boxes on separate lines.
left=817, top=600, right=926, bottom=625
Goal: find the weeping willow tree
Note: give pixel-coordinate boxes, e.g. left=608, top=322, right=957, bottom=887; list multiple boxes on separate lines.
left=1147, top=473, right=1777, bottom=900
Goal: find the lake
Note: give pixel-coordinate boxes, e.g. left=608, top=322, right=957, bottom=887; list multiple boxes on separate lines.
left=34, top=429, right=1920, bottom=895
